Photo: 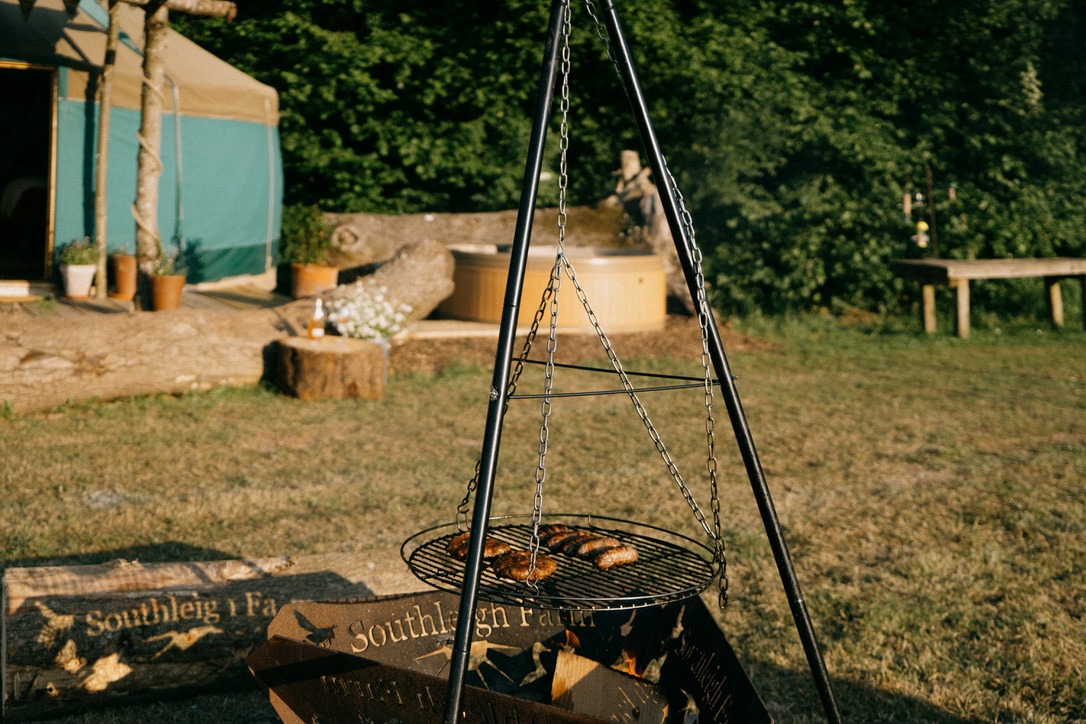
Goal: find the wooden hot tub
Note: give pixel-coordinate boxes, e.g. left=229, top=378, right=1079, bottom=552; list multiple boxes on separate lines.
left=439, top=245, right=666, bottom=333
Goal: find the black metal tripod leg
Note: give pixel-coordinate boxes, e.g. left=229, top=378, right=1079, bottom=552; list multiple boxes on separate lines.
left=441, top=1, right=569, bottom=721
left=597, top=1, right=843, bottom=721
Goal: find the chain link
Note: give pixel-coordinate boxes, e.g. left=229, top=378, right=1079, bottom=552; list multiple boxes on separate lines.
left=668, top=168, right=729, bottom=607
left=583, top=0, right=622, bottom=83
left=526, top=1, right=573, bottom=587
left=458, top=1, right=729, bottom=608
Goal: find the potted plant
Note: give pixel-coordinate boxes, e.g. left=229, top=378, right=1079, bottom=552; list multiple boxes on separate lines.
left=150, top=246, right=186, bottom=311
left=110, top=248, right=138, bottom=301
left=57, top=237, right=100, bottom=300
left=280, top=204, right=338, bottom=298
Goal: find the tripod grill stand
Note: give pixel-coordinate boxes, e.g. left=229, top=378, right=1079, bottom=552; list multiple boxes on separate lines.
left=438, top=1, right=843, bottom=720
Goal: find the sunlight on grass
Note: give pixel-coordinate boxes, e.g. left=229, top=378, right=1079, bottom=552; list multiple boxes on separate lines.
left=2, top=316, right=1083, bottom=722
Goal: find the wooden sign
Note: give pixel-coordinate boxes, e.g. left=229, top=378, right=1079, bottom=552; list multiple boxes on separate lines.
left=248, top=591, right=771, bottom=723
left=1, top=554, right=417, bottom=720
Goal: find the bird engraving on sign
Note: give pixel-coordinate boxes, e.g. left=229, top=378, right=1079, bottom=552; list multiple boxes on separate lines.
left=34, top=601, right=75, bottom=648
left=145, top=625, right=224, bottom=659
left=294, top=610, right=337, bottom=648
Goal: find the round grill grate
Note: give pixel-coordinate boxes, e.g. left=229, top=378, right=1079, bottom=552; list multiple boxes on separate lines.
left=401, top=514, right=718, bottom=611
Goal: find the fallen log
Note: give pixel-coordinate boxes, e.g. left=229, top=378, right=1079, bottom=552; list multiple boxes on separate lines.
left=1, top=554, right=417, bottom=720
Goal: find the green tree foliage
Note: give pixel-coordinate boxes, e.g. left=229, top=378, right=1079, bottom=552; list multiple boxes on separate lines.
left=175, top=0, right=1086, bottom=314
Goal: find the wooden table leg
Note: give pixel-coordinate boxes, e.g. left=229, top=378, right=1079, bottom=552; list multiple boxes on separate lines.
left=1044, top=276, right=1064, bottom=327
left=951, top=278, right=970, bottom=339
left=921, top=284, right=937, bottom=334
left=1081, top=276, right=1086, bottom=331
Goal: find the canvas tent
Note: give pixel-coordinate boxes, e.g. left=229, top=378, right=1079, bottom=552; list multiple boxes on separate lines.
left=0, top=0, right=282, bottom=285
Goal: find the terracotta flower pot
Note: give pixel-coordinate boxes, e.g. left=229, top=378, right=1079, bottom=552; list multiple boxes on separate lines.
left=151, top=274, right=185, bottom=311
left=110, top=254, right=137, bottom=301
left=61, top=264, right=97, bottom=300
left=291, top=263, right=338, bottom=298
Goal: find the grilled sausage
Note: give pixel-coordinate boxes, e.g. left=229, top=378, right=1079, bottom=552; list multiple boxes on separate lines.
left=446, top=531, right=512, bottom=561
left=591, top=544, right=639, bottom=570
left=492, top=550, right=558, bottom=582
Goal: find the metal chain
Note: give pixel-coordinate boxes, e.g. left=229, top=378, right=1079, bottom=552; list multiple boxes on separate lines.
left=458, top=3, right=729, bottom=609
left=583, top=0, right=622, bottom=83
left=668, top=167, right=729, bottom=608
left=583, top=0, right=728, bottom=606
left=455, top=283, right=554, bottom=531
left=558, top=253, right=718, bottom=544
left=526, top=1, right=573, bottom=587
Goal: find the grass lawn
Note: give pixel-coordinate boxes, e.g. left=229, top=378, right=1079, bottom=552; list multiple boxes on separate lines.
left=2, top=313, right=1083, bottom=722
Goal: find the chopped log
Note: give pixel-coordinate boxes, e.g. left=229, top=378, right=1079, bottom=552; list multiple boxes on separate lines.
left=331, top=239, right=455, bottom=321
left=1, top=554, right=418, bottom=720
left=273, top=335, right=387, bottom=401
left=551, top=650, right=668, bottom=722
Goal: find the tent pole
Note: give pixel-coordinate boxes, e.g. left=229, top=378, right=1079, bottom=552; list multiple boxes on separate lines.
left=92, top=0, right=120, bottom=298
left=597, top=1, right=843, bottom=721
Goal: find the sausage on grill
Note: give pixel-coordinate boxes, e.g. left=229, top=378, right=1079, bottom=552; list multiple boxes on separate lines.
left=446, top=531, right=512, bottom=561
left=492, top=550, right=558, bottom=582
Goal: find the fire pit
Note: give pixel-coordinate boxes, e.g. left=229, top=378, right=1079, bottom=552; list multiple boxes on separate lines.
left=247, top=590, right=772, bottom=723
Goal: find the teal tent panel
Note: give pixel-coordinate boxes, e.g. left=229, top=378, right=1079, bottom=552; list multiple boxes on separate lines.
left=175, top=115, right=282, bottom=280
left=53, top=100, right=143, bottom=253
left=52, top=99, right=282, bottom=283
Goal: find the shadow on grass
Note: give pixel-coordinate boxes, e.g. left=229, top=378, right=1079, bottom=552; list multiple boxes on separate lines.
left=1, top=543, right=379, bottom=724
left=46, top=658, right=978, bottom=724
left=1, top=547, right=975, bottom=723
left=747, top=658, right=978, bottom=723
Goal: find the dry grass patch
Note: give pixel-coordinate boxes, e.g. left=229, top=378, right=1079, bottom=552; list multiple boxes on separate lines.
left=1, top=317, right=1083, bottom=721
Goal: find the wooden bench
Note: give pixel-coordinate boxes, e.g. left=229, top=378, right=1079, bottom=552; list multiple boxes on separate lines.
left=892, top=257, right=1086, bottom=338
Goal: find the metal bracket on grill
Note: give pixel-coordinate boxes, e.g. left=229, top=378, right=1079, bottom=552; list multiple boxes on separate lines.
left=402, top=514, right=718, bottom=612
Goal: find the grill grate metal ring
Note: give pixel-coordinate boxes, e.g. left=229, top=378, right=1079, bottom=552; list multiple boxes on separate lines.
left=401, top=514, right=718, bottom=611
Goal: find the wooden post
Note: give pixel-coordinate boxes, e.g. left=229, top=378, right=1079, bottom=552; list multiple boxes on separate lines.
left=92, top=1, right=120, bottom=299
left=921, top=283, right=937, bottom=334
left=132, top=4, right=169, bottom=303
left=951, top=278, right=970, bottom=339
left=1044, top=276, right=1064, bottom=327
left=1081, top=276, right=1086, bottom=331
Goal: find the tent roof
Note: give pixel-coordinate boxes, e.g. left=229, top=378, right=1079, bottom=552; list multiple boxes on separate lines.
left=0, top=0, right=277, bottom=124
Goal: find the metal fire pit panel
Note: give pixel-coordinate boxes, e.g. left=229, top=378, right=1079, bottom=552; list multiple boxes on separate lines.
left=402, top=514, right=717, bottom=611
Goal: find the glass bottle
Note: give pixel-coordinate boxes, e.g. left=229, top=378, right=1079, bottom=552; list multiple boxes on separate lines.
left=307, top=298, right=326, bottom=340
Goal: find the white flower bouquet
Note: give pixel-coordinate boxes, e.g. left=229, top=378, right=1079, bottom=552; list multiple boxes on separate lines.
left=326, top=284, right=412, bottom=340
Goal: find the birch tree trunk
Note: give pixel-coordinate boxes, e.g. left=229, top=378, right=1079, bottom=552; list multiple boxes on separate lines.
left=132, top=4, right=169, bottom=304
left=92, top=1, right=120, bottom=299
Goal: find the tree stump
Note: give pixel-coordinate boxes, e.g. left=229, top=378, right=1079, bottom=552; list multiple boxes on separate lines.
left=274, top=336, right=387, bottom=401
